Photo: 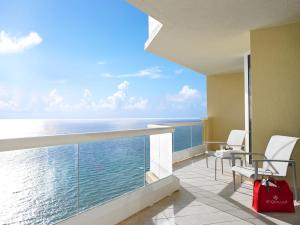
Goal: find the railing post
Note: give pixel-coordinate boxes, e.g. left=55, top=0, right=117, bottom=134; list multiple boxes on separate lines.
left=190, top=126, right=193, bottom=149
left=148, top=125, right=173, bottom=179
left=202, top=118, right=209, bottom=145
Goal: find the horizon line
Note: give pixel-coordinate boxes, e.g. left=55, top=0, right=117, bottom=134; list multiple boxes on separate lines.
left=0, top=117, right=204, bottom=121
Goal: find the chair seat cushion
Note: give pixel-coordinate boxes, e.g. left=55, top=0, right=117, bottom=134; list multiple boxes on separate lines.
left=232, top=166, right=278, bottom=178
left=214, top=149, right=244, bottom=158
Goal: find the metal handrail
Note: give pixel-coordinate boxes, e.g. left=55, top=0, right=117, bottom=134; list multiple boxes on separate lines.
left=0, top=126, right=175, bottom=152
left=153, top=121, right=202, bottom=127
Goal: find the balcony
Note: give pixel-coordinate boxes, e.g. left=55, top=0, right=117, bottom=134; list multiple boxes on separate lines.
left=0, top=121, right=204, bottom=225
left=1, top=120, right=300, bottom=225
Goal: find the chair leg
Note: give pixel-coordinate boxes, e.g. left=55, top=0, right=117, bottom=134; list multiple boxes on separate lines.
left=215, top=157, right=218, bottom=180
left=238, top=159, right=243, bottom=184
left=221, top=158, right=224, bottom=174
left=206, top=155, right=208, bottom=168
left=292, top=162, right=298, bottom=201
left=233, top=171, right=236, bottom=191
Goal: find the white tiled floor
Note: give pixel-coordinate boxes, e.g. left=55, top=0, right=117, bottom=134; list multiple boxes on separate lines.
left=119, top=155, right=300, bottom=225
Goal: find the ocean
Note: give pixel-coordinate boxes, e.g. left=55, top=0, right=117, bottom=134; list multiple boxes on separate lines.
left=0, top=119, right=202, bottom=225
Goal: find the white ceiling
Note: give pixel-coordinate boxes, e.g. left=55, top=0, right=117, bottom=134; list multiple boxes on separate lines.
left=128, top=0, right=300, bottom=75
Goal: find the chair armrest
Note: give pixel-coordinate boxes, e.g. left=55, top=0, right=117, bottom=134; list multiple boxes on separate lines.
left=227, top=144, right=245, bottom=147
left=231, top=152, right=265, bottom=166
left=252, top=159, right=296, bottom=179
left=231, top=152, right=265, bottom=157
left=227, top=144, right=245, bottom=150
left=219, top=144, right=244, bottom=150
left=252, top=159, right=295, bottom=163
left=204, top=141, right=226, bottom=144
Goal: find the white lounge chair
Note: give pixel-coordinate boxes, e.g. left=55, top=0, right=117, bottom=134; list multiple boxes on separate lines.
left=231, top=135, right=299, bottom=200
left=205, top=130, right=246, bottom=180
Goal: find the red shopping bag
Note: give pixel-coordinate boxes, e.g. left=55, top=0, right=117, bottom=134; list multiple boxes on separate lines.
left=252, top=179, right=295, bottom=212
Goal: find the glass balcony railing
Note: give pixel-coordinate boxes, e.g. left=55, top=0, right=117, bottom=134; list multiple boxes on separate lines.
left=0, top=125, right=176, bottom=225
left=155, top=122, right=203, bottom=152
left=191, top=124, right=203, bottom=147
left=0, top=121, right=204, bottom=224
left=0, top=139, right=149, bottom=224
left=78, top=136, right=146, bottom=211
left=174, top=123, right=203, bottom=152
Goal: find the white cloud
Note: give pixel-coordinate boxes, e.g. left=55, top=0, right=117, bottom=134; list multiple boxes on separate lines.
left=43, top=82, right=148, bottom=112
left=99, top=81, right=128, bottom=110
left=0, top=87, right=18, bottom=110
left=97, top=60, right=106, bottom=65
left=0, top=99, right=17, bottom=110
left=161, top=85, right=206, bottom=117
left=118, top=81, right=129, bottom=91
left=169, top=85, right=199, bottom=102
left=99, top=81, right=147, bottom=110
left=0, top=31, right=43, bottom=54
left=0, top=82, right=205, bottom=119
left=83, top=89, right=92, bottom=99
left=45, top=89, right=69, bottom=111
left=101, top=66, right=163, bottom=79
left=125, top=97, right=148, bottom=110
left=79, top=88, right=97, bottom=109
left=179, top=85, right=199, bottom=98
left=174, top=69, right=184, bottom=75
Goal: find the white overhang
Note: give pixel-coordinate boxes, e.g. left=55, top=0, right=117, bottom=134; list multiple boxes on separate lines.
left=128, top=0, right=300, bottom=75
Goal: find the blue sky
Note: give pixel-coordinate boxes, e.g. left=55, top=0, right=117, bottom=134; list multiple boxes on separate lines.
left=0, top=0, right=206, bottom=119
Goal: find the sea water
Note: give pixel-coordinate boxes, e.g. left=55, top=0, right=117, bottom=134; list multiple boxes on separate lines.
left=0, top=119, right=202, bottom=225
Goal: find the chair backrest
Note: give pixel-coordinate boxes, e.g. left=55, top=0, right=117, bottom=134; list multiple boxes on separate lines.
left=263, top=135, right=299, bottom=176
left=226, top=130, right=246, bottom=150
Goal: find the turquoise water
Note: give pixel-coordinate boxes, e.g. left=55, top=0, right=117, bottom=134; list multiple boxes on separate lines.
left=0, top=119, right=202, bottom=225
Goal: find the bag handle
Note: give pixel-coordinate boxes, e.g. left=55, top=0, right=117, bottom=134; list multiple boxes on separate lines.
left=261, top=169, right=279, bottom=192
left=261, top=169, right=274, bottom=181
